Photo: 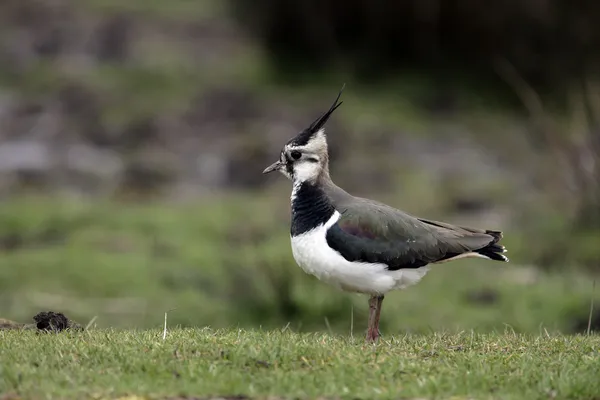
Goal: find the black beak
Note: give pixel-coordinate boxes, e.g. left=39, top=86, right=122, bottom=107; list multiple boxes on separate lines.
left=262, top=161, right=282, bottom=174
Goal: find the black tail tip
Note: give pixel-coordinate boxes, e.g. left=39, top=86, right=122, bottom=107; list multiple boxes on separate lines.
left=477, top=239, right=509, bottom=262
left=480, top=251, right=509, bottom=262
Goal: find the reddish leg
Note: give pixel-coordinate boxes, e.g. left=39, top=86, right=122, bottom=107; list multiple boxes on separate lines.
left=366, top=295, right=384, bottom=343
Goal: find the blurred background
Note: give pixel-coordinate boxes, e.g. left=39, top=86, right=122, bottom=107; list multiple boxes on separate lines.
left=0, top=0, right=599, bottom=335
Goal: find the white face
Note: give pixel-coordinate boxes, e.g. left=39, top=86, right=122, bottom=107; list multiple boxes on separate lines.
left=263, top=129, right=329, bottom=182
left=278, top=129, right=327, bottom=182
left=279, top=145, right=321, bottom=182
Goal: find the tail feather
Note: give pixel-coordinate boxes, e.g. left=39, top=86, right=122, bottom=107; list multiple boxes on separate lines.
left=420, top=218, right=509, bottom=263
left=475, top=233, right=509, bottom=262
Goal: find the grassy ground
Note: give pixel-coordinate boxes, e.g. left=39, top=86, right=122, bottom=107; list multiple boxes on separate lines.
left=1, top=329, right=599, bottom=399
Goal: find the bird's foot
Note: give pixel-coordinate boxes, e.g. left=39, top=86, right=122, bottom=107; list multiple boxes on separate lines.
left=365, top=328, right=382, bottom=343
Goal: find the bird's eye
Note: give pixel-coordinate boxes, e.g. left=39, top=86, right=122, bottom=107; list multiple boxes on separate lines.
left=290, top=150, right=302, bottom=160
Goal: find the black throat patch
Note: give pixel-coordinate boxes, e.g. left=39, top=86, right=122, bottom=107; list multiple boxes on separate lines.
left=290, top=182, right=335, bottom=236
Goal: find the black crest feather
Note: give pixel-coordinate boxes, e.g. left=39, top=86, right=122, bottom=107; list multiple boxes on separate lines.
left=288, top=84, right=345, bottom=146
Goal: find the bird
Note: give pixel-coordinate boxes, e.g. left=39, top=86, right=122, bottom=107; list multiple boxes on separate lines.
left=262, top=86, right=508, bottom=343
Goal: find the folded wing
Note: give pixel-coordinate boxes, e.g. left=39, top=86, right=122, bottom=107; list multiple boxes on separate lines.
left=325, top=199, right=505, bottom=270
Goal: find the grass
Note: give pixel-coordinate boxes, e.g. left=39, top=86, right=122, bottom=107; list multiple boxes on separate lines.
left=1, top=329, right=599, bottom=399
left=0, top=195, right=598, bottom=337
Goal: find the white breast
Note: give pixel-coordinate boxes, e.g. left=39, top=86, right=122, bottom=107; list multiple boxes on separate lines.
left=290, top=211, right=430, bottom=295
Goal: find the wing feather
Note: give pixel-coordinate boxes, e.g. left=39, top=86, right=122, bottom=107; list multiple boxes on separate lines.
left=325, top=194, right=498, bottom=270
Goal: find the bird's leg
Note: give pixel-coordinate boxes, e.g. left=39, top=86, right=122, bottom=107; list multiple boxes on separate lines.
left=366, top=295, right=384, bottom=343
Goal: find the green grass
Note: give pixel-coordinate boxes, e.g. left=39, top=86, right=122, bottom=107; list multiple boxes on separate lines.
left=1, top=329, right=599, bottom=399
left=0, top=195, right=598, bottom=337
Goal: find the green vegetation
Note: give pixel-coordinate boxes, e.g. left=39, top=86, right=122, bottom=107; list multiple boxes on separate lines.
left=0, top=196, right=597, bottom=336
left=1, top=329, right=599, bottom=399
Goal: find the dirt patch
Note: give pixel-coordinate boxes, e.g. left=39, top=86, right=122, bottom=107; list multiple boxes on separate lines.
left=0, top=318, right=26, bottom=330
left=0, top=311, right=83, bottom=332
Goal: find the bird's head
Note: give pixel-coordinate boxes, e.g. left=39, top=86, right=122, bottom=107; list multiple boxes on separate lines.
left=262, top=86, right=344, bottom=183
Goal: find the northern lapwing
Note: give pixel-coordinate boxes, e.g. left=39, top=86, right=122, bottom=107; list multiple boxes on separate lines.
left=263, top=87, right=508, bottom=343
